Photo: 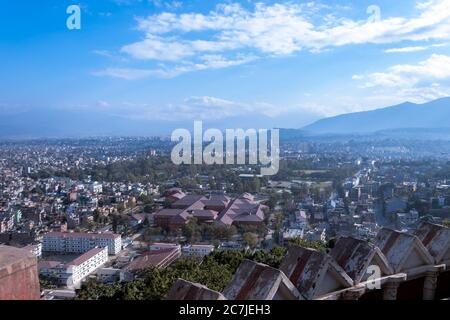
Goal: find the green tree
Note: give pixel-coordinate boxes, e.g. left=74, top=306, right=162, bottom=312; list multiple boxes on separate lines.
left=288, top=237, right=327, bottom=252
left=39, top=277, right=58, bottom=290
left=243, top=232, right=259, bottom=249
left=267, top=192, right=279, bottom=210
left=117, top=203, right=126, bottom=213
left=93, top=209, right=101, bottom=223
left=182, top=218, right=201, bottom=243
left=143, top=205, right=153, bottom=214
left=75, top=279, right=121, bottom=300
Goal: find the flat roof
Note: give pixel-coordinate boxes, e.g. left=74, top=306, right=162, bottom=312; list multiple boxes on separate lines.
left=44, top=231, right=121, bottom=240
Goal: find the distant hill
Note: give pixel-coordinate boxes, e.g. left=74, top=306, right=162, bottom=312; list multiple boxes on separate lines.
left=0, top=106, right=308, bottom=139
left=2, top=97, right=450, bottom=139
left=303, top=97, right=450, bottom=134
left=0, top=107, right=176, bottom=138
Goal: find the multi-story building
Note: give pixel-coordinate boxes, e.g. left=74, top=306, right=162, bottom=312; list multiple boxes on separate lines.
left=43, top=231, right=122, bottom=255
left=182, top=244, right=215, bottom=257
left=89, top=182, right=103, bottom=194
left=154, top=193, right=266, bottom=230
left=39, top=247, right=108, bottom=288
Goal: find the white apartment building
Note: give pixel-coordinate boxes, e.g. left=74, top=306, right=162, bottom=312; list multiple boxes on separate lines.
left=182, top=244, right=215, bottom=257
left=39, top=247, right=108, bottom=289
left=43, top=232, right=122, bottom=255
left=89, top=182, right=103, bottom=194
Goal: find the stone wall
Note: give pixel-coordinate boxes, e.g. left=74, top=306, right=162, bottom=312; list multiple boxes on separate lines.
left=0, top=245, right=40, bottom=300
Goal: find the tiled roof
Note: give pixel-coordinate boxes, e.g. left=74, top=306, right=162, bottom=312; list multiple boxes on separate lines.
left=330, top=236, right=393, bottom=283
left=414, top=222, right=450, bottom=263
left=375, top=228, right=434, bottom=273
left=166, top=279, right=226, bottom=300
left=223, top=260, right=303, bottom=300
left=280, top=246, right=353, bottom=299
left=172, top=195, right=205, bottom=208
left=154, top=209, right=184, bottom=217
left=191, top=210, right=217, bottom=218
left=123, top=248, right=179, bottom=272
left=218, top=197, right=265, bottom=225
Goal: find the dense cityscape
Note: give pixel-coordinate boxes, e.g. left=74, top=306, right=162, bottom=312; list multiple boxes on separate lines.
left=1, top=137, right=449, bottom=300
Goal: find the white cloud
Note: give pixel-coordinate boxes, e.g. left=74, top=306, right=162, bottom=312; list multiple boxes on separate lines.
left=94, top=54, right=256, bottom=79
left=385, top=46, right=428, bottom=53
left=131, top=1, right=450, bottom=54
left=92, top=68, right=156, bottom=80
left=356, top=54, right=450, bottom=88
left=96, top=100, right=110, bottom=108
left=180, top=95, right=282, bottom=120
left=93, top=1, right=450, bottom=81
left=121, top=35, right=196, bottom=61
left=353, top=54, right=450, bottom=104
left=98, top=0, right=450, bottom=78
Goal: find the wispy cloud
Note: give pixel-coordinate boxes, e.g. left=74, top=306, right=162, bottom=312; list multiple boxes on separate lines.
left=385, top=46, right=428, bottom=53
left=96, top=100, right=110, bottom=108
left=94, top=54, right=257, bottom=79
left=105, top=96, right=281, bottom=121
left=92, top=68, right=157, bottom=80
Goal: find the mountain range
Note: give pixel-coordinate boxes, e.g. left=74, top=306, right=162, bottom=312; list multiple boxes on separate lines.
left=302, top=97, right=450, bottom=134
left=0, top=97, right=449, bottom=139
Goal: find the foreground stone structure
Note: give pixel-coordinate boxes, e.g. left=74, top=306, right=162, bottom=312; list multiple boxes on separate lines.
left=167, top=223, right=450, bottom=301
left=280, top=246, right=353, bottom=299
left=0, top=245, right=41, bottom=300
left=223, top=260, right=303, bottom=300
left=166, top=279, right=226, bottom=300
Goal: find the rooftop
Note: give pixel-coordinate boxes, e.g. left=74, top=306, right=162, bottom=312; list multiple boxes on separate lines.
left=69, top=247, right=106, bottom=266
left=44, top=231, right=121, bottom=240
left=414, top=222, right=450, bottom=263
left=166, top=279, right=226, bottom=300
left=223, top=259, right=303, bottom=300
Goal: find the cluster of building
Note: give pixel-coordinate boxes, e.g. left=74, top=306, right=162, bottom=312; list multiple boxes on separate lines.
left=36, top=231, right=122, bottom=288
left=1, top=138, right=450, bottom=301
left=154, top=189, right=267, bottom=230
left=276, top=158, right=450, bottom=247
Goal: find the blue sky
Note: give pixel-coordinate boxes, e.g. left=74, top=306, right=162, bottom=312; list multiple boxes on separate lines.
left=1, top=0, right=450, bottom=130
